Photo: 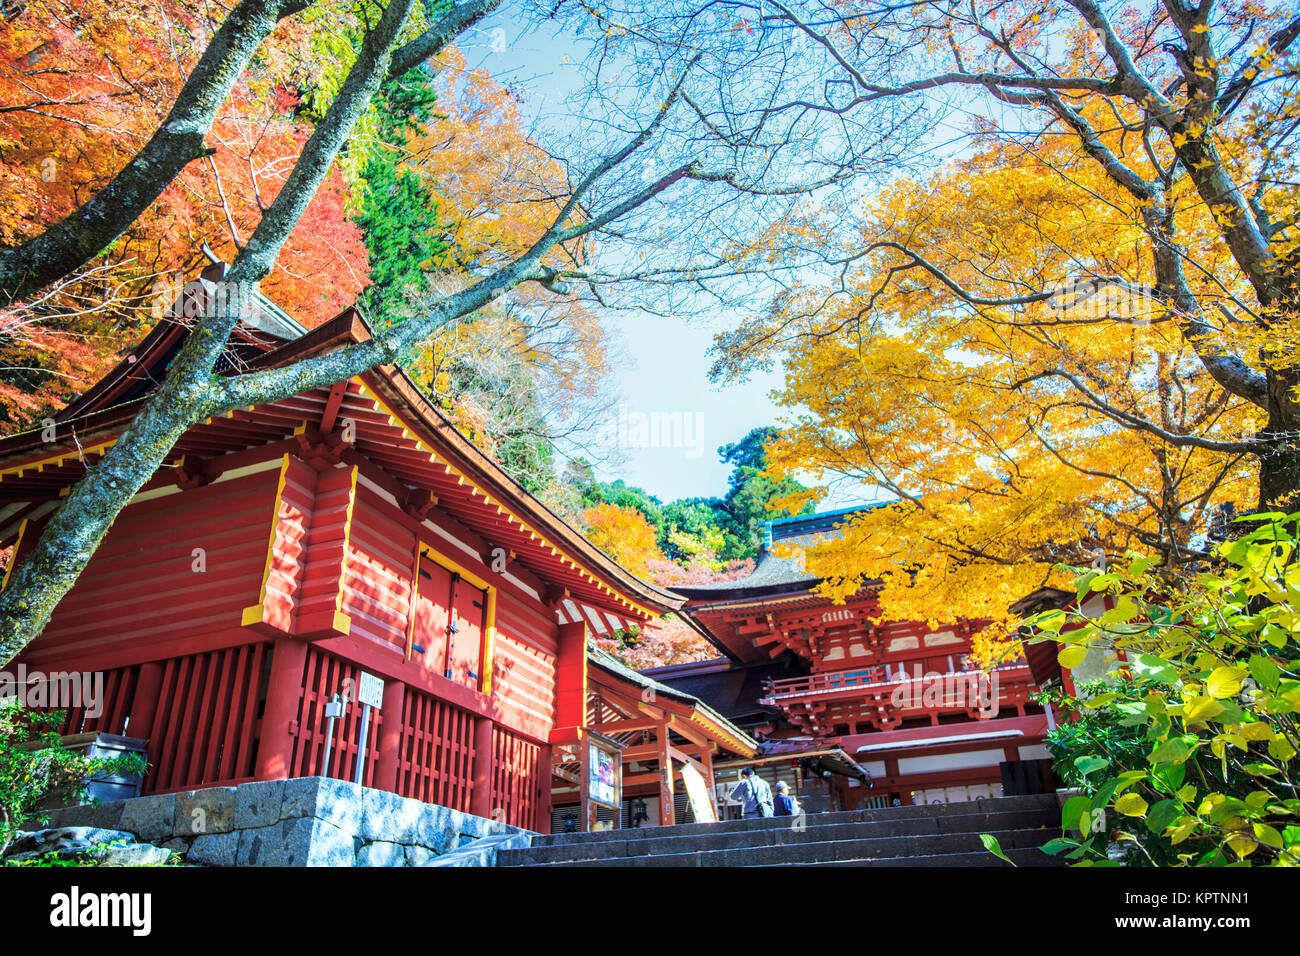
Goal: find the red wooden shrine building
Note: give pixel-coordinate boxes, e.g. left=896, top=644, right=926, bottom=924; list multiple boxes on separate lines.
left=0, top=268, right=754, bottom=832
left=654, top=508, right=1056, bottom=809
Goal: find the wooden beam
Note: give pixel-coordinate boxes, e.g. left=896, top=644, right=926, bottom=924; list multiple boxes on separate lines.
left=589, top=716, right=661, bottom=735
left=667, top=744, right=707, bottom=779
left=623, top=771, right=676, bottom=788
left=666, top=714, right=712, bottom=749
left=619, top=743, right=663, bottom=761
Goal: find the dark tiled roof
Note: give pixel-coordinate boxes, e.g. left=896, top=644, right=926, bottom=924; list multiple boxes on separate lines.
left=587, top=644, right=759, bottom=750
left=674, top=503, right=892, bottom=599
left=641, top=658, right=800, bottom=725
left=767, top=502, right=891, bottom=542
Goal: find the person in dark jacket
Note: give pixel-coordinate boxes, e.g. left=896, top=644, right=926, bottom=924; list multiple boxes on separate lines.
left=773, top=781, right=800, bottom=816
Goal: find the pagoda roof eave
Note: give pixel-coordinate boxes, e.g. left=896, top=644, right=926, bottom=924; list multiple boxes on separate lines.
left=674, top=578, right=822, bottom=605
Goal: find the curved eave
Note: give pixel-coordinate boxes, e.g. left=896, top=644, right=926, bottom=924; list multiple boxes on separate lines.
left=587, top=653, right=759, bottom=758
left=674, top=578, right=822, bottom=604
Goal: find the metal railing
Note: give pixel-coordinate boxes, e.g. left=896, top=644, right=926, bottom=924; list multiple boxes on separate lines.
left=760, top=662, right=1033, bottom=706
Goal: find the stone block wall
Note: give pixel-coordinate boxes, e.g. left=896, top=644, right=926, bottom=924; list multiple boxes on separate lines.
left=29, top=777, right=533, bottom=867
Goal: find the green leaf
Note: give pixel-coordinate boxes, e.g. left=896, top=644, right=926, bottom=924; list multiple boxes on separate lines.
left=1150, top=761, right=1186, bottom=793
left=1232, top=511, right=1288, bottom=523
left=1146, top=799, right=1181, bottom=835
left=1148, top=736, right=1198, bottom=765
left=1249, top=655, right=1281, bottom=690
left=1061, top=794, right=1091, bottom=835
left=1253, top=823, right=1284, bottom=850
left=1082, top=692, right=1119, bottom=708
left=1243, top=762, right=1282, bottom=776
left=1074, top=755, right=1110, bottom=778
left=1039, top=837, right=1079, bottom=856
left=979, top=833, right=1016, bottom=866
left=1131, top=654, right=1180, bottom=684
left=1127, top=553, right=1156, bottom=576
left=1269, top=735, right=1298, bottom=761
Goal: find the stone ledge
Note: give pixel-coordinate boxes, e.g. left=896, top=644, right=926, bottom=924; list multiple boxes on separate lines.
left=23, top=777, right=534, bottom=867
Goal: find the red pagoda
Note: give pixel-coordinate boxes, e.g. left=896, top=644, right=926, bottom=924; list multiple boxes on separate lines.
left=651, top=508, right=1057, bottom=810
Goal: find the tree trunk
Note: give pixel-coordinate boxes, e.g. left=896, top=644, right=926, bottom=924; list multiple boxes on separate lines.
left=1258, top=366, right=1300, bottom=512
left=0, top=0, right=311, bottom=308
left=0, top=0, right=427, bottom=663
left=0, top=381, right=204, bottom=663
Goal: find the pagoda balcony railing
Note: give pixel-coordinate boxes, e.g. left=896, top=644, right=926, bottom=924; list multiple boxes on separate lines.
left=758, top=662, right=1034, bottom=707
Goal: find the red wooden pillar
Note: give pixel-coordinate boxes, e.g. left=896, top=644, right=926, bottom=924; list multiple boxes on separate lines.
left=373, top=679, right=407, bottom=794
left=552, top=620, right=588, bottom=737
left=534, top=744, right=553, bottom=833
left=254, top=636, right=308, bottom=781
left=471, top=715, right=495, bottom=819
left=125, top=661, right=164, bottom=741
left=657, top=722, right=675, bottom=827
left=701, top=746, right=717, bottom=819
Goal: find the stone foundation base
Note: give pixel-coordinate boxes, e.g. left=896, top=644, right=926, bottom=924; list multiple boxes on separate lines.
left=26, top=777, right=532, bottom=867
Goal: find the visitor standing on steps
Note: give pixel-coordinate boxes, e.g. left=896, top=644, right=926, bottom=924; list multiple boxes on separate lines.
left=730, top=767, right=774, bottom=819
left=773, top=780, right=799, bottom=816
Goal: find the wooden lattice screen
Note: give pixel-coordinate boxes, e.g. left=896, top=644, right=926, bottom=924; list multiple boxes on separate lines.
left=392, top=685, right=476, bottom=811
left=292, top=646, right=383, bottom=787
left=141, top=643, right=269, bottom=794
left=489, top=725, right=541, bottom=829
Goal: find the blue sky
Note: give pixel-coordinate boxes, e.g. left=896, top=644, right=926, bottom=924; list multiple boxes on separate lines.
left=456, top=8, right=882, bottom=508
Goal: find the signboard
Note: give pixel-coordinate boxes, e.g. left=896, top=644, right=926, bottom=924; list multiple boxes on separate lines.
left=678, top=761, right=717, bottom=823
left=587, top=739, right=619, bottom=808
left=357, top=671, right=384, bottom=709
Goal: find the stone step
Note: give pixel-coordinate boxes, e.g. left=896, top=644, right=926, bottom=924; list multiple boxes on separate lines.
left=810, top=848, right=1062, bottom=867
left=502, top=807, right=1058, bottom=865
left=504, top=826, right=1057, bottom=867
left=530, top=793, right=1062, bottom=848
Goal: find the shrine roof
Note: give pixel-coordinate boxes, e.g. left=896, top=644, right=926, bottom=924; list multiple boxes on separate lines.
left=672, top=501, right=893, bottom=602
left=587, top=644, right=759, bottom=757
left=640, top=657, right=797, bottom=726
left=1008, top=585, right=1076, bottom=690
left=0, top=267, right=686, bottom=625
left=714, top=738, right=871, bottom=780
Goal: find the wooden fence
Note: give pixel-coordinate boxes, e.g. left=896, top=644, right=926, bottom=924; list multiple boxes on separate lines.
left=489, top=725, right=542, bottom=829
left=24, top=639, right=545, bottom=826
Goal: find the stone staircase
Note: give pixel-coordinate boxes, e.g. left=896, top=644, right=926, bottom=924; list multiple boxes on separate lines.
left=499, top=794, right=1064, bottom=867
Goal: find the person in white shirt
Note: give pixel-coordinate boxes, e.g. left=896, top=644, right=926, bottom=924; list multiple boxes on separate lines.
left=729, top=767, right=774, bottom=818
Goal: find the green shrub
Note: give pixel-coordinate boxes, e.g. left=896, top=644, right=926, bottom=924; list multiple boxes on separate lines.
left=0, top=697, right=147, bottom=856
left=1024, top=513, right=1300, bottom=866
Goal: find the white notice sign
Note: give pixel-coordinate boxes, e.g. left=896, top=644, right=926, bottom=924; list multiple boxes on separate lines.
left=678, top=762, right=717, bottom=823
left=357, top=671, right=384, bottom=709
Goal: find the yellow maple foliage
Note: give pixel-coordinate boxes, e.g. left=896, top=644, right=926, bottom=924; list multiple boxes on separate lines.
left=581, top=503, right=666, bottom=579
left=746, top=135, right=1265, bottom=664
